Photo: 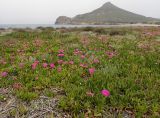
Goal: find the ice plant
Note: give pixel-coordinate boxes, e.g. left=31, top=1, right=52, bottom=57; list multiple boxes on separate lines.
left=35, top=77, right=38, bottom=80
left=81, top=55, right=85, bottom=59
left=32, top=63, right=36, bottom=70
left=89, top=68, right=95, bottom=76
left=34, top=60, right=39, bottom=64
left=19, top=63, right=25, bottom=68
left=57, top=66, right=62, bottom=72
left=58, top=49, right=64, bottom=53
left=63, top=61, right=68, bottom=65
left=1, top=72, right=8, bottom=77
left=69, top=61, right=74, bottom=65
left=58, top=60, right=63, bottom=65
left=101, top=89, right=110, bottom=97
left=43, top=63, right=48, bottom=68
left=32, top=63, right=37, bottom=70
left=106, top=51, right=115, bottom=58
left=58, top=53, right=64, bottom=57
left=13, top=83, right=22, bottom=90
left=74, top=49, right=80, bottom=55
left=0, top=59, right=7, bottom=65
left=50, top=63, right=55, bottom=69
left=80, top=63, right=88, bottom=68
left=31, top=60, right=39, bottom=70
left=93, top=59, right=100, bottom=64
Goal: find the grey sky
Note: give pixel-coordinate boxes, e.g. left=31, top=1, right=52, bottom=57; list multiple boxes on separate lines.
left=0, top=0, right=160, bottom=24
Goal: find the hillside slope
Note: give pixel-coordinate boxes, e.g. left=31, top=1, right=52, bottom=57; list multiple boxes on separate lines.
left=55, top=2, right=160, bottom=24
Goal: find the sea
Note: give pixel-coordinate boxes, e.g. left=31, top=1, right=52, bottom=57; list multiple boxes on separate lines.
left=0, top=24, right=159, bottom=29
left=0, top=24, right=112, bottom=29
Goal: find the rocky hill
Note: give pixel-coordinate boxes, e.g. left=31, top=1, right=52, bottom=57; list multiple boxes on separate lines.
left=55, top=2, right=160, bottom=25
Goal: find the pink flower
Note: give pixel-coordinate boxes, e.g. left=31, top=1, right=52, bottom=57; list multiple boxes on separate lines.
left=58, top=49, right=64, bottom=53
left=58, top=60, right=63, bottom=65
left=57, top=66, right=62, bottom=72
left=34, top=60, right=39, bottom=64
left=1, top=72, right=8, bottom=77
left=13, top=82, right=22, bottom=90
left=69, top=61, right=74, bottom=65
left=81, top=55, right=85, bottom=59
left=31, top=60, right=39, bottom=70
left=43, top=63, right=48, bottom=68
left=32, top=63, right=37, bottom=70
left=106, top=51, right=115, bottom=58
left=89, top=68, right=95, bottom=76
left=101, top=89, right=110, bottom=97
left=74, top=49, right=80, bottom=55
left=63, top=61, right=68, bottom=65
left=74, top=51, right=79, bottom=55
left=2, top=61, right=7, bottom=65
left=35, top=77, right=38, bottom=80
left=75, top=49, right=79, bottom=52
left=50, top=63, right=55, bottom=69
left=80, top=63, right=88, bottom=68
left=93, top=59, right=100, bottom=64
left=19, top=63, right=25, bottom=68
left=58, top=53, right=64, bottom=57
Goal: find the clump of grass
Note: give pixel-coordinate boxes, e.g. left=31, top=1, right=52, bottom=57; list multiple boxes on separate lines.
left=44, top=89, right=55, bottom=98
left=16, top=90, right=38, bottom=101
left=0, top=94, right=6, bottom=101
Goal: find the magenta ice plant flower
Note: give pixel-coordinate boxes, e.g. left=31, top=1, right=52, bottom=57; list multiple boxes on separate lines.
left=89, top=68, right=95, bottom=76
left=93, top=59, right=100, bottom=64
left=32, top=63, right=37, bottom=70
left=19, top=63, right=25, bottom=68
left=63, top=61, right=68, bottom=65
left=58, top=60, right=63, bottom=65
left=101, top=89, right=110, bottom=97
left=74, top=51, right=79, bottom=55
left=34, top=60, right=39, bottom=64
left=35, top=77, right=38, bottom=80
left=69, top=61, right=74, bottom=65
left=80, top=63, right=88, bottom=68
left=58, top=53, right=64, bottom=57
left=74, top=49, right=80, bottom=55
left=58, top=49, right=64, bottom=53
left=1, top=72, right=8, bottom=77
left=31, top=60, right=39, bottom=70
left=2, top=61, right=7, bottom=65
left=57, top=66, right=62, bottom=72
left=81, top=55, right=85, bottom=59
left=106, top=51, right=115, bottom=58
left=50, top=63, right=55, bottom=69
left=43, top=63, right=48, bottom=68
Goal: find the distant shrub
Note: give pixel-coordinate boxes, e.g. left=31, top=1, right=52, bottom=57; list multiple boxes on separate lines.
left=45, top=27, right=55, bottom=31
left=94, top=28, right=106, bottom=34
left=82, top=27, right=94, bottom=31
left=155, top=22, right=160, bottom=25
left=36, top=26, right=45, bottom=30
left=109, top=30, right=121, bottom=35
left=109, top=29, right=127, bottom=36
left=0, top=28, right=5, bottom=31
left=14, top=28, right=26, bottom=32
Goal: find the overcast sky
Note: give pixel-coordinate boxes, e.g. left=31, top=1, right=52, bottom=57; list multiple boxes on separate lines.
left=0, top=0, right=160, bottom=24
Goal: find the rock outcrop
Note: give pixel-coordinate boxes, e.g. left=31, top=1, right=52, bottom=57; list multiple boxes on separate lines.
left=55, top=16, right=72, bottom=24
